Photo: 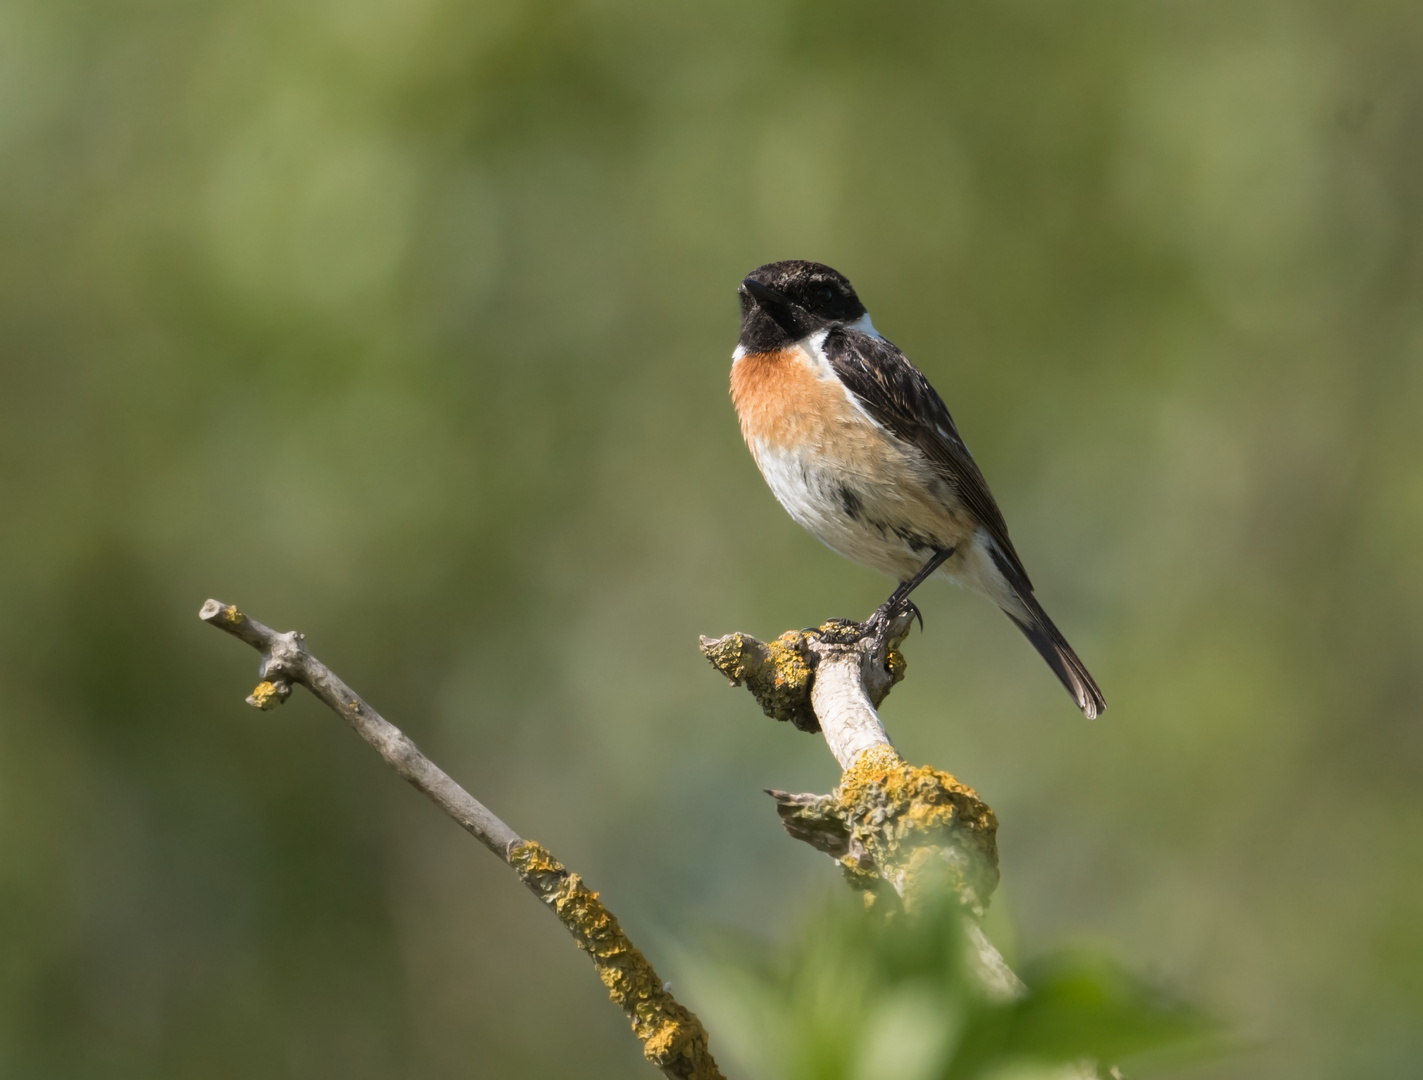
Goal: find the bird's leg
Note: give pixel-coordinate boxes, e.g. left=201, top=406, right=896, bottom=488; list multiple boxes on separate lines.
left=883, top=546, right=956, bottom=616
left=865, top=546, right=955, bottom=642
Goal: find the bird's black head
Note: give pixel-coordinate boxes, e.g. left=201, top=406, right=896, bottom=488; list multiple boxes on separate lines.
left=737, top=260, right=867, bottom=353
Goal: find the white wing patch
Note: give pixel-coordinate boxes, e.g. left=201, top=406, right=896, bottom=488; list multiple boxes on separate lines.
left=848, top=312, right=881, bottom=338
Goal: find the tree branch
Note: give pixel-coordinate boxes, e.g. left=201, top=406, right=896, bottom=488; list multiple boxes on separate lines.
left=701, top=613, right=1025, bottom=1000
left=199, top=599, right=724, bottom=1080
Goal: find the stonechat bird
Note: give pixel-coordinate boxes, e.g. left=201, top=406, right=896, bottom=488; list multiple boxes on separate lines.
left=731, top=259, right=1106, bottom=718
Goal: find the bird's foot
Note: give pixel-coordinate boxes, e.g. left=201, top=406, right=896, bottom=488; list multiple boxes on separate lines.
left=864, top=596, right=922, bottom=655
left=862, top=546, right=954, bottom=651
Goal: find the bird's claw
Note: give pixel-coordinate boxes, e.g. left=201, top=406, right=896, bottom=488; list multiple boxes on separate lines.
left=864, top=597, right=922, bottom=655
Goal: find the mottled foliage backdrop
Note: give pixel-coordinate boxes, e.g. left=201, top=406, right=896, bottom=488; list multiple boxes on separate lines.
left=2, top=1, right=1420, bottom=1077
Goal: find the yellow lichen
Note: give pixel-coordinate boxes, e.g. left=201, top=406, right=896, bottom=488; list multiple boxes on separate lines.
left=884, top=646, right=906, bottom=683
left=248, top=680, right=284, bottom=711
left=835, top=744, right=999, bottom=912
left=510, top=841, right=725, bottom=1080
left=764, top=630, right=814, bottom=692
left=223, top=605, right=244, bottom=625
left=702, top=629, right=818, bottom=731
left=703, top=621, right=912, bottom=731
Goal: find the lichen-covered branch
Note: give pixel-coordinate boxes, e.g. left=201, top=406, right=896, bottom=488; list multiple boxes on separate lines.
left=701, top=614, right=1024, bottom=1000
left=512, top=843, right=723, bottom=1078
left=768, top=745, right=999, bottom=914
left=698, top=612, right=912, bottom=750
left=200, top=599, right=724, bottom=1080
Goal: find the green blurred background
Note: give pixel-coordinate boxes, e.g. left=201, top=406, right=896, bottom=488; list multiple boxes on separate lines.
left=2, top=0, right=1420, bottom=1076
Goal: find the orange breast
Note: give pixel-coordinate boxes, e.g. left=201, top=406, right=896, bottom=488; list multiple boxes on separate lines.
left=730, top=345, right=975, bottom=563
left=730, top=346, right=860, bottom=451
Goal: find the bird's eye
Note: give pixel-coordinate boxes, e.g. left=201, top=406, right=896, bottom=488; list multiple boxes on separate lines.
left=820, top=287, right=834, bottom=302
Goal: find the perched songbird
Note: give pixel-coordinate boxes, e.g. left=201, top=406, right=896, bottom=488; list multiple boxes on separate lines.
left=731, top=260, right=1106, bottom=718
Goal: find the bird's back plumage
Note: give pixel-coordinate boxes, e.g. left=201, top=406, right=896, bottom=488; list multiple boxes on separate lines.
left=822, top=328, right=1031, bottom=586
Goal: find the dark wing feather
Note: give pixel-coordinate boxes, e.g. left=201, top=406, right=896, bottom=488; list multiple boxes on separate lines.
left=823, top=328, right=1032, bottom=588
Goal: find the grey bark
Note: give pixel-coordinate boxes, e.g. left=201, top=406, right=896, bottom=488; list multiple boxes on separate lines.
left=199, top=599, right=521, bottom=857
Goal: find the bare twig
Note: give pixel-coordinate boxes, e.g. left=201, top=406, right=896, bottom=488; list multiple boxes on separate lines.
left=199, top=599, right=724, bottom=1080
left=199, top=600, right=518, bottom=855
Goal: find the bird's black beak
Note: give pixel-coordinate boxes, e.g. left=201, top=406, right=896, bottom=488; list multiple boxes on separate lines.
left=741, top=277, right=801, bottom=334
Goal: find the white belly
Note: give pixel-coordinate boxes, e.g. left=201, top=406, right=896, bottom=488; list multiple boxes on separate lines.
left=752, top=438, right=969, bottom=581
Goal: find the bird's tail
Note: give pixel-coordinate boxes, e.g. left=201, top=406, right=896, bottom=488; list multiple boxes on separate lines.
left=981, top=541, right=1105, bottom=719
left=1001, top=585, right=1106, bottom=719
